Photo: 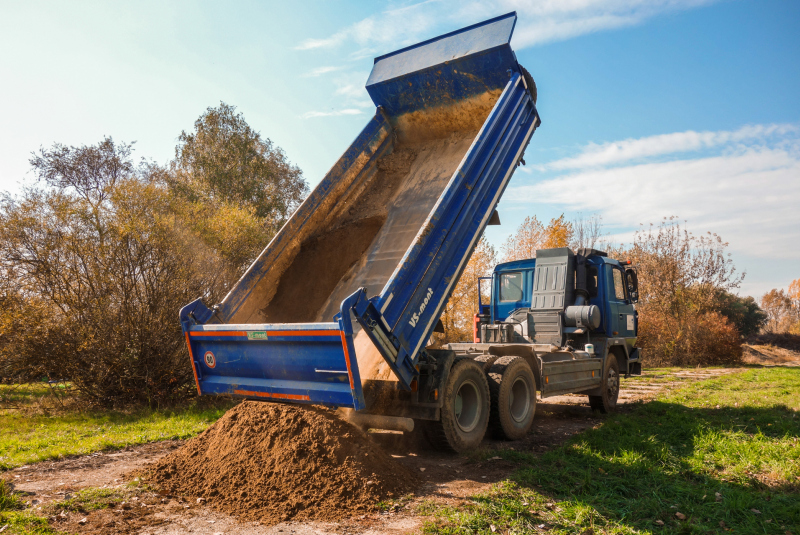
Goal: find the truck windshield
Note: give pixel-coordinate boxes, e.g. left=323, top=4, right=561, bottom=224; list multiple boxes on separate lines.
left=499, top=272, right=523, bottom=302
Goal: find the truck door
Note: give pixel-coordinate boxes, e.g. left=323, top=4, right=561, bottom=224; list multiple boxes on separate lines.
left=494, top=271, right=525, bottom=321
left=609, top=266, right=636, bottom=341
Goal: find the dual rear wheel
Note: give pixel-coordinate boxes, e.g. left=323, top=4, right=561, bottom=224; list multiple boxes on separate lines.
left=425, top=356, right=536, bottom=452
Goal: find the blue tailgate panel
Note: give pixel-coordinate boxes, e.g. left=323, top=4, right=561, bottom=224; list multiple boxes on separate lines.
left=183, top=317, right=365, bottom=410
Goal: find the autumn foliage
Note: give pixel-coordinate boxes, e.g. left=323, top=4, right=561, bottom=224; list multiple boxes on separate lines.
left=760, top=281, right=800, bottom=334
left=0, top=105, right=308, bottom=406
left=445, top=215, right=755, bottom=366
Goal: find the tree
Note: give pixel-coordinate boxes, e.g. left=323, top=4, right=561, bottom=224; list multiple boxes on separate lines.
left=713, top=289, right=767, bottom=338
left=789, top=278, right=800, bottom=307
left=0, top=139, right=226, bottom=405
left=761, top=289, right=794, bottom=333
left=501, top=215, right=544, bottom=262
left=626, top=218, right=744, bottom=366
left=437, top=238, right=497, bottom=344
left=501, top=213, right=575, bottom=262
left=789, top=279, right=800, bottom=334
left=570, top=214, right=605, bottom=251
left=541, top=214, right=573, bottom=249
left=29, top=137, right=134, bottom=204
left=171, top=102, right=308, bottom=228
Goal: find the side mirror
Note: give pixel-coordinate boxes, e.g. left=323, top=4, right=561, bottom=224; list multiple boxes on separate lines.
left=625, top=269, right=639, bottom=303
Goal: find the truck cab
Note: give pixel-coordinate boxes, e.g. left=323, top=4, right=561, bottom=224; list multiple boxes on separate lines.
left=481, top=247, right=640, bottom=358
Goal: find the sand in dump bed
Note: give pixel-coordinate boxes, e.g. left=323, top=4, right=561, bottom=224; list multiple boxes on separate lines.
left=144, top=402, right=418, bottom=523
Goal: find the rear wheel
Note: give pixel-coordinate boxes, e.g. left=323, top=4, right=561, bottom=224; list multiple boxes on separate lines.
left=488, top=356, right=536, bottom=440
left=424, top=359, right=490, bottom=452
left=589, top=354, right=619, bottom=413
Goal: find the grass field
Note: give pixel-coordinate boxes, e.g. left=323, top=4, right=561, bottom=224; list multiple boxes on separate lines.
left=0, top=383, right=236, bottom=470
left=2, top=369, right=798, bottom=534
left=0, top=384, right=236, bottom=534
left=424, top=367, right=800, bottom=534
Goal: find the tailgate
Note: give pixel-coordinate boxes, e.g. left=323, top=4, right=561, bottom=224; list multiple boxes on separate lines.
left=183, top=318, right=365, bottom=410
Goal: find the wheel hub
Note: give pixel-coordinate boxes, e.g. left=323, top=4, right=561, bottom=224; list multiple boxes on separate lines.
left=454, top=379, right=481, bottom=433
left=509, top=377, right=531, bottom=423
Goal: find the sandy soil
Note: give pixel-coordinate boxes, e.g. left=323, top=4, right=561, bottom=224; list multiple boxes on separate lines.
left=3, top=368, right=740, bottom=535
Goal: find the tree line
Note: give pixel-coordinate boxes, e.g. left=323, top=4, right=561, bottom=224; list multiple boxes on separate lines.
left=0, top=103, right=308, bottom=406
left=1, top=104, right=786, bottom=405
left=439, top=215, right=774, bottom=367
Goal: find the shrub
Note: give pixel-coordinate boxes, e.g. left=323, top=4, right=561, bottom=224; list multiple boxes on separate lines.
left=0, top=173, right=227, bottom=406
left=0, top=104, right=308, bottom=407
left=627, top=218, right=744, bottom=366
left=638, top=310, right=742, bottom=367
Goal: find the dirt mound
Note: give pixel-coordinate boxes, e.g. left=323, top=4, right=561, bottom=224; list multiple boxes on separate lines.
left=141, top=402, right=418, bottom=523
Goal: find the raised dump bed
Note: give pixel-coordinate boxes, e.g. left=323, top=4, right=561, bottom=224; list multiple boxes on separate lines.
left=180, top=12, right=540, bottom=411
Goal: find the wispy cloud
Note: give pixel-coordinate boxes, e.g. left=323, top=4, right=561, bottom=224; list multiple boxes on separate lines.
left=301, top=108, right=364, bottom=119
left=296, top=31, right=350, bottom=51
left=547, top=124, right=798, bottom=170
left=302, top=66, right=344, bottom=77
left=296, top=0, right=722, bottom=53
left=505, top=0, right=719, bottom=48
left=507, top=125, right=800, bottom=260
left=295, top=0, right=443, bottom=51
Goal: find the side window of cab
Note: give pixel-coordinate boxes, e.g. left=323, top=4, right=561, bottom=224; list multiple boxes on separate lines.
left=612, top=268, right=627, bottom=301
left=499, top=272, right=523, bottom=302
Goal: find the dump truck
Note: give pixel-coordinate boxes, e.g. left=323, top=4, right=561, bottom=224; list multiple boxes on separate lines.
left=179, top=12, right=640, bottom=453
left=443, top=247, right=642, bottom=448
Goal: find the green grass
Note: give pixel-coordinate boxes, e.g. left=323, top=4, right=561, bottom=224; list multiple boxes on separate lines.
left=0, top=384, right=235, bottom=470
left=52, top=487, right=130, bottom=513
left=0, top=511, right=62, bottom=535
left=0, top=479, right=60, bottom=535
left=0, top=383, right=65, bottom=407
left=424, top=368, right=800, bottom=534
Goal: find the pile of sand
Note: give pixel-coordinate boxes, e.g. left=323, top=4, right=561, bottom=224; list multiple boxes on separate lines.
left=142, top=402, right=417, bottom=523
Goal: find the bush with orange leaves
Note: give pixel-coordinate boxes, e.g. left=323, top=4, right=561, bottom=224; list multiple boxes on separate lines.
left=627, top=218, right=745, bottom=366
left=638, top=310, right=742, bottom=367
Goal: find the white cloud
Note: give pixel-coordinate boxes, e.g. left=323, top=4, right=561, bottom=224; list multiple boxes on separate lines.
left=504, top=0, right=719, bottom=48
left=301, top=109, right=364, bottom=119
left=295, top=31, right=350, bottom=51
left=296, top=0, right=722, bottom=53
left=302, top=66, right=344, bottom=77
left=547, top=124, right=798, bottom=170
left=508, top=127, right=800, bottom=260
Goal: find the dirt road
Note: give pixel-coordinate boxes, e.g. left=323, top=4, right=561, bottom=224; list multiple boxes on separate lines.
left=4, top=368, right=738, bottom=535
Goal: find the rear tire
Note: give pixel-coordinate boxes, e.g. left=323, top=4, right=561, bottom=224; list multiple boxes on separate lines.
left=488, top=356, right=536, bottom=440
left=424, top=359, right=490, bottom=453
left=589, top=354, right=620, bottom=413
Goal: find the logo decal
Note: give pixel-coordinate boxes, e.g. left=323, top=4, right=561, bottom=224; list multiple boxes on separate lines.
left=408, top=287, right=434, bottom=327
left=204, top=351, right=216, bottom=368
left=247, top=331, right=269, bottom=340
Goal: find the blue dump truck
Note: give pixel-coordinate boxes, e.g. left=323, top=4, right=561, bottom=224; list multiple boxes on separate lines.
left=179, top=12, right=641, bottom=452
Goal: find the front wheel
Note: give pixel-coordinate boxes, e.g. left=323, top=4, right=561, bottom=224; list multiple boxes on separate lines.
left=589, top=354, right=620, bottom=413
left=424, top=359, right=490, bottom=453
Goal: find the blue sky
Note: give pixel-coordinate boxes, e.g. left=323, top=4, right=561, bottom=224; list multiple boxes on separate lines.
left=1, top=0, right=798, bottom=298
